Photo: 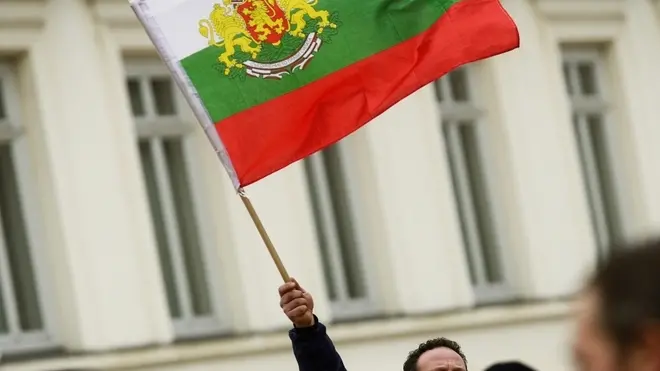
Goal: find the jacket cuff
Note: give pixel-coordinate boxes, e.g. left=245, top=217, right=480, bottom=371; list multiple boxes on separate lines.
left=289, top=315, right=323, bottom=340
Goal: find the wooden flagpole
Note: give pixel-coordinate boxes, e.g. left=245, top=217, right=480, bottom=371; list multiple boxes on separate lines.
left=238, top=188, right=290, bottom=282
left=127, top=0, right=290, bottom=283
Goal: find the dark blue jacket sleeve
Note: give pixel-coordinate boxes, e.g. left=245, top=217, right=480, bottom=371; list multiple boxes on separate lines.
left=289, top=316, right=347, bottom=371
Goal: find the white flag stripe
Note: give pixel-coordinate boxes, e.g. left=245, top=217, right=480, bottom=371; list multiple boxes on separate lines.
left=130, top=0, right=240, bottom=189
left=148, top=0, right=219, bottom=60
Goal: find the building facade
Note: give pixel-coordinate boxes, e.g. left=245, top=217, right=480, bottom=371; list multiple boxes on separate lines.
left=1, top=0, right=660, bottom=370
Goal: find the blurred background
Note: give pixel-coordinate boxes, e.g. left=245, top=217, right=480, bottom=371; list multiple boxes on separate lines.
left=1, top=0, right=660, bottom=370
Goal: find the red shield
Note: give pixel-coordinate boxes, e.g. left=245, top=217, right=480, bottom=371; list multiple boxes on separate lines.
left=237, top=0, right=290, bottom=45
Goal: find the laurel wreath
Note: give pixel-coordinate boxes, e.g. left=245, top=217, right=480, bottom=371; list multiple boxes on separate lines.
left=216, top=11, right=341, bottom=80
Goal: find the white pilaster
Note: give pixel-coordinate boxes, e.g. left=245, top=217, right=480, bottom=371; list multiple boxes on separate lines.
left=613, top=1, right=660, bottom=236
left=488, top=0, right=597, bottom=299
left=27, top=0, right=171, bottom=350
left=361, top=88, right=474, bottom=314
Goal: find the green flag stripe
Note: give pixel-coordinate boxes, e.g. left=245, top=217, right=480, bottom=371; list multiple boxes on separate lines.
left=181, top=0, right=460, bottom=123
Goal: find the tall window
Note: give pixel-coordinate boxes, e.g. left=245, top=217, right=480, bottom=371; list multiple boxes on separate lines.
left=562, top=48, right=622, bottom=259
left=304, top=144, right=372, bottom=318
left=126, top=61, right=224, bottom=337
left=0, top=64, right=52, bottom=352
left=435, top=68, right=511, bottom=302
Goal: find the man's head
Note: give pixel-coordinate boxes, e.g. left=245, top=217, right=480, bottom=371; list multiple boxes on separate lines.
left=574, top=238, right=660, bottom=371
left=403, top=337, right=467, bottom=371
left=484, top=361, right=535, bottom=371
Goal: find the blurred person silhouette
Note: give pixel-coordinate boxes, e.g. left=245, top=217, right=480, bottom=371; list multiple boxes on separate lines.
left=279, top=279, right=468, bottom=371
left=573, top=238, right=660, bottom=371
left=484, top=361, right=535, bottom=371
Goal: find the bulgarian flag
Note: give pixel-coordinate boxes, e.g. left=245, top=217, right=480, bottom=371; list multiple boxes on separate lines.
left=131, top=0, right=519, bottom=188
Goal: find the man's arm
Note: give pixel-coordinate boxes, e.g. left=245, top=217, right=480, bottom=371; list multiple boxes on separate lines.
left=279, top=279, right=347, bottom=371
left=289, top=316, right=346, bottom=371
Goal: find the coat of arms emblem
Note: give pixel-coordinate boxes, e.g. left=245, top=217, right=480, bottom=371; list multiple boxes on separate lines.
left=199, top=0, right=340, bottom=79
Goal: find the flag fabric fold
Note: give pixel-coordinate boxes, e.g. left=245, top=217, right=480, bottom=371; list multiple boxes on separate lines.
left=131, top=0, right=519, bottom=188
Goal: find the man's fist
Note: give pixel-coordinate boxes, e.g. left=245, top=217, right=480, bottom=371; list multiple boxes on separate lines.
left=279, top=278, right=315, bottom=328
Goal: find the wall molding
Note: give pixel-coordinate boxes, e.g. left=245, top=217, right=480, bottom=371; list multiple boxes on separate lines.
left=92, top=0, right=155, bottom=51
left=91, top=0, right=140, bottom=28
left=0, top=1, right=45, bottom=53
left=0, top=300, right=571, bottom=371
left=533, top=0, right=625, bottom=21
left=0, top=0, right=45, bottom=28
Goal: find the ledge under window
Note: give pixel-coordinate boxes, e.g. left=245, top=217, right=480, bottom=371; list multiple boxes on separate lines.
left=533, top=0, right=625, bottom=21
left=0, top=300, right=572, bottom=371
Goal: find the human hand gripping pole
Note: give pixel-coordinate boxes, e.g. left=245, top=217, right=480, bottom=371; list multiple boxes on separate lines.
left=279, top=278, right=315, bottom=328
left=238, top=188, right=290, bottom=282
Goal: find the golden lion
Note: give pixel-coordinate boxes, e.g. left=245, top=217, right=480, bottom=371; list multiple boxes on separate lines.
left=199, top=0, right=262, bottom=75
left=277, top=0, right=337, bottom=37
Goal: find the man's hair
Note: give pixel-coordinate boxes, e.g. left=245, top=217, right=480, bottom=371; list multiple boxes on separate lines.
left=485, top=361, right=535, bottom=371
left=402, top=337, right=467, bottom=371
left=588, top=238, right=660, bottom=354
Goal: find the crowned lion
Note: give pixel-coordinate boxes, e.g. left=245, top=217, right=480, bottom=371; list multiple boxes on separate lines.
left=199, top=0, right=262, bottom=75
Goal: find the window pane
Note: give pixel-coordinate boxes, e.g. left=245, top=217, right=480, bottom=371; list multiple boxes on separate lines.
left=163, top=139, right=212, bottom=316
left=127, top=78, right=145, bottom=117
left=433, top=80, right=444, bottom=102
left=442, top=124, right=478, bottom=285
left=0, top=143, right=43, bottom=331
left=573, top=115, right=603, bottom=245
left=0, top=79, right=6, bottom=119
left=322, top=145, right=366, bottom=300
left=562, top=63, right=573, bottom=96
left=304, top=158, right=339, bottom=301
left=573, top=114, right=617, bottom=257
left=139, top=140, right=182, bottom=318
left=458, top=123, right=503, bottom=284
left=577, top=62, right=598, bottom=96
left=151, top=78, right=176, bottom=116
left=587, top=115, right=621, bottom=245
left=0, top=275, right=7, bottom=334
left=449, top=69, right=470, bottom=102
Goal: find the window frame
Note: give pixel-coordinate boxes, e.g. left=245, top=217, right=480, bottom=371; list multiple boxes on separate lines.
left=0, top=63, right=57, bottom=354
left=562, top=46, right=624, bottom=258
left=435, top=67, right=515, bottom=304
left=304, top=143, right=379, bottom=320
left=125, top=59, right=230, bottom=338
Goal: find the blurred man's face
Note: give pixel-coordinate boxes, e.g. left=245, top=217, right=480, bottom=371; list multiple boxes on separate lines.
left=572, top=290, right=619, bottom=371
left=572, top=290, right=659, bottom=371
